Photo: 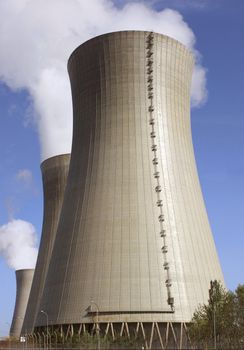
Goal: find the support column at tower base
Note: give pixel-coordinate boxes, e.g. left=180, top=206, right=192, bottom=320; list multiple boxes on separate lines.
left=34, top=321, right=192, bottom=349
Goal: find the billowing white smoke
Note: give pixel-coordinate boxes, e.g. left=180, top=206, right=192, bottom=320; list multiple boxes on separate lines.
left=0, top=220, right=38, bottom=270
left=0, top=0, right=207, bottom=160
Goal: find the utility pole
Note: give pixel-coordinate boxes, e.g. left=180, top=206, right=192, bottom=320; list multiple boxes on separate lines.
left=209, top=280, right=217, bottom=349
left=90, top=301, right=100, bottom=350
left=41, top=310, right=49, bottom=350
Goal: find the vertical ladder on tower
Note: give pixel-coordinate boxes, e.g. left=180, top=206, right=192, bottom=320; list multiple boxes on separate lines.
left=146, top=32, right=174, bottom=311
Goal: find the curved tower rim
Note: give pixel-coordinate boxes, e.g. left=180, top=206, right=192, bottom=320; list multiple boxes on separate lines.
left=41, top=153, right=71, bottom=168
left=67, top=30, right=194, bottom=67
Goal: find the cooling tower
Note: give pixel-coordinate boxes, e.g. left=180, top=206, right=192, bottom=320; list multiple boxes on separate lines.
left=10, top=269, right=34, bottom=338
left=36, top=31, right=224, bottom=346
left=21, top=154, right=70, bottom=334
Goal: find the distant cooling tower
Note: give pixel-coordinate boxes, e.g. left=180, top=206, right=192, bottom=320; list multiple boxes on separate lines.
left=22, top=154, right=70, bottom=334
left=36, top=31, right=224, bottom=347
left=10, top=269, right=34, bottom=338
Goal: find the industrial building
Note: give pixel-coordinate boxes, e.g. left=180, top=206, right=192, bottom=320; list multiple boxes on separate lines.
left=21, top=154, right=70, bottom=334
left=10, top=269, right=34, bottom=338
left=22, top=31, right=224, bottom=348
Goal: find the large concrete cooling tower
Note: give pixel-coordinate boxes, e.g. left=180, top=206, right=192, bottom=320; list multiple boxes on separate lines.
left=10, top=269, right=34, bottom=338
left=22, top=154, right=70, bottom=334
left=36, top=31, right=224, bottom=347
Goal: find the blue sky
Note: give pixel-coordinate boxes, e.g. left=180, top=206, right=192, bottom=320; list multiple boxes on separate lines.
left=0, top=0, right=243, bottom=337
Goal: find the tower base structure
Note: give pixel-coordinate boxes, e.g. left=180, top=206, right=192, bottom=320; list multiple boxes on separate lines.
left=34, top=321, right=191, bottom=349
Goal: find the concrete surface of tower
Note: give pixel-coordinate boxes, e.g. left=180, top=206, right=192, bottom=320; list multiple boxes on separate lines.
left=10, top=269, right=34, bottom=338
left=37, top=31, right=224, bottom=338
left=22, top=154, right=70, bottom=334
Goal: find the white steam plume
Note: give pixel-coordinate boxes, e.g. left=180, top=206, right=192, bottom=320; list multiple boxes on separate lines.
left=0, top=219, right=38, bottom=270
left=0, top=0, right=207, bottom=160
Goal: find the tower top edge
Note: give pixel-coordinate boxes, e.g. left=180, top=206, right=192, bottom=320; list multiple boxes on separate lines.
left=15, top=269, right=35, bottom=274
left=68, top=30, right=193, bottom=66
left=40, top=153, right=70, bottom=171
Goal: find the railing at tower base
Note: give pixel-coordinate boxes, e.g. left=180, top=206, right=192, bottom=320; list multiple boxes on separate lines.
left=34, top=321, right=192, bottom=349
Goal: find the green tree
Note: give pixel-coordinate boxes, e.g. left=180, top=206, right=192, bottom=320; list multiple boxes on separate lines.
left=235, top=284, right=244, bottom=345
left=189, top=281, right=244, bottom=349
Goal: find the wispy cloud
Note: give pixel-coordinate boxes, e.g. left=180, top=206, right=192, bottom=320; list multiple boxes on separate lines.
left=0, top=0, right=207, bottom=160
left=15, top=168, right=39, bottom=197
left=4, top=197, right=18, bottom=221
left=16, top=169, right=33, bottom=186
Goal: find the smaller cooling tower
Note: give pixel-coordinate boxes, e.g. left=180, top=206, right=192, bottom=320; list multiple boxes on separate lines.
left=22, top=154, right=70, bottom=334
left=10, top=269, right=34, bottom=338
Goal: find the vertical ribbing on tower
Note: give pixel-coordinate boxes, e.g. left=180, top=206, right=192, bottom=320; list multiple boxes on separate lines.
left=36, top=31, right=224, bottom=328
left=10, top=269, right=34, bottom=338
left=22, top=154, right=70, bottom=334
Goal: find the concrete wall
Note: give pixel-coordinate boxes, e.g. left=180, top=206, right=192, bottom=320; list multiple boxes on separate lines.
left=21, top=154, right=70, bottom=334
left=37, top=31, right=224, bottom=327
left=10, top=269, right=34, bottom=337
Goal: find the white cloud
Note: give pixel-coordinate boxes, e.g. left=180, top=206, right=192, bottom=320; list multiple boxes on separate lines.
left=16, top=169, right=33, bottom=186
left=0, top=219, right=38, bottom=270
left=0, top=0, right=207, bottom=160
left=191, top=63, right=208, bottom=107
